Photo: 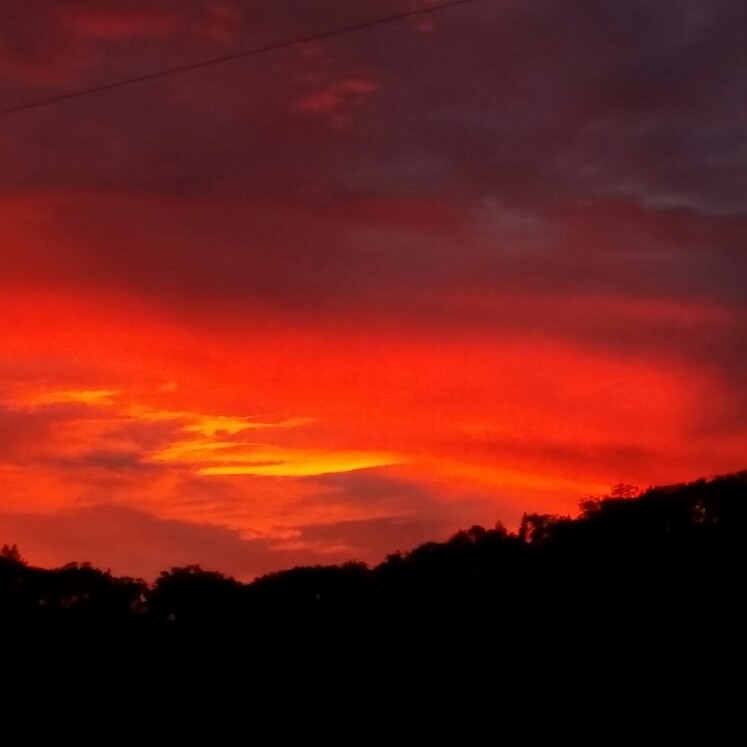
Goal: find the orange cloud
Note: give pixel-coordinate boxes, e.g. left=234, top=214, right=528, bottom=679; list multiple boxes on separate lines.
left=7, top=384, right=391, bottom=478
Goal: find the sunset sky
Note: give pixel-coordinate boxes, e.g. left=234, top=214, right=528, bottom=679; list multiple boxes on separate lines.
left=1, top=0, right=745, bottom=580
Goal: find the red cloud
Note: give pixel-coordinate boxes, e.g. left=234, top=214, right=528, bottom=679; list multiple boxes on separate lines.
left=65, top=7, right=179, bottom=39
left=0, top=1, right=241, bottom=86
left=296, top=75, right=378, bottom=127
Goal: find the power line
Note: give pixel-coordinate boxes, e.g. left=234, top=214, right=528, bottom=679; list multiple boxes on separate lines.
left=0, top=0, right=484, bottom=118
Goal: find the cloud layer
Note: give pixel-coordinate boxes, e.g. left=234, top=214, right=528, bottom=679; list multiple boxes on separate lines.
left=0, top=0, right=745, bottom=578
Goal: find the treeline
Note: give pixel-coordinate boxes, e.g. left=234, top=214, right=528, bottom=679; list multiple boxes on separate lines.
left=3, top=469, right=747, bottom=720
left=2, top=471, right=745, bottom=641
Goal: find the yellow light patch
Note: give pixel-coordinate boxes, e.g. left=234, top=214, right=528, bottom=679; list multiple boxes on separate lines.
left=199, top=450, right=399, bottom=477
left=20, top=389, right=120, bottom=406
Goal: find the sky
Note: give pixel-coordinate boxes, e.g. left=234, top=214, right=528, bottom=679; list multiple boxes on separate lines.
left=1, top=0, right=745, bottom=581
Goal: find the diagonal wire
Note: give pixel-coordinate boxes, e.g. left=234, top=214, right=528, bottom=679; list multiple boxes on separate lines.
left=0, top=0, right=484, bottom=118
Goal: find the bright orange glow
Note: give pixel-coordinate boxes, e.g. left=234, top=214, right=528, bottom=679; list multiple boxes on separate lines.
left=18, top=389, right=121, bottom=406
left=1, top=147, right=745, bottom=580
left=148, top=432, right=399, bottom=476
left=2, top=271, right=745, bottom=583
left=198, top=452, right=399, bottom=477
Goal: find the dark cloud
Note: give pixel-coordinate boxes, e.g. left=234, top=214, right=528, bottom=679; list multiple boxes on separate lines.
left=298, top=467, right=507, bottom=541
left=45, top=449, right=155, bottom=473
left=284, top=515, right=447, bottom=563
left=0, top=0, right=743, bottom=209
left=1, top=1, right=744, bottom=333
left=0, top=1, right=241, bottom=85
left=0, top=401, right=106, bottom=460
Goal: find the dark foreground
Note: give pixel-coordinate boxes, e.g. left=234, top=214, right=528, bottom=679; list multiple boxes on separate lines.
left=2, top=472, right=745, bottom=728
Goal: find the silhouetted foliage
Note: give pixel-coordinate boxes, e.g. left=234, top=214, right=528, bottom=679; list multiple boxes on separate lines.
left=0, top=470, right=744, bottom=686
left=147, top=565, right=243, bottom=629
left=0, top=543, right=23, bottom=564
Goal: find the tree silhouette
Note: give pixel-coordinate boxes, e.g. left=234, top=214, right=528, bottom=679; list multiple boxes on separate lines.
left=0, top=469, right=743, bottom=669
left=0, top=543, right=23, bottom=563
